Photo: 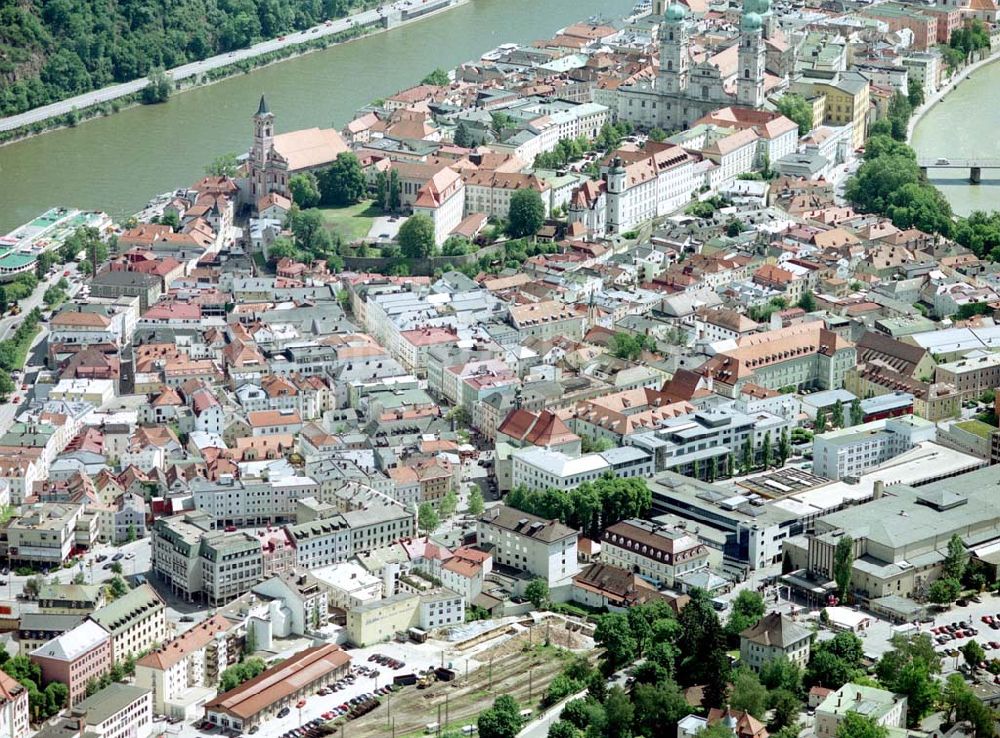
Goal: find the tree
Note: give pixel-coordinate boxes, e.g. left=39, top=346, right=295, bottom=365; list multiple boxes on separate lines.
left=422, top=68, right=450, bottom=85
left=205, top=152, right=239, bottom=177
left=141, top=68, right=171, bottom=104
left=478, top=695, right=522, bottom=738
left=726, top=219, right=745, bottom=237
left=490, top=112, right=516, bottom=136
left=768, top=688, right=802, bottom=731
left=762, top=430, right=773, bottom=469
left=525, top=578, right=549, bottom=609
left=806, top=633, right=865, bottom=689
left=730, top=667, right=768, bottom=719
left=561, top=697, right=607, bottom=734
left=702, top=723, right=741, bottom=738
left=741, top=437, right=753, bottom=474
left=0, top=370, right=13, bottom=399
left=648, top=127, right=667, bottom=142
left=507, top=188, right=545, bottom=239
left=594, top=612, right=638, bottom=673
left=453, top=120, right=474, bottom=148
left=44, top=682, right=68, bottom=713
left=548, top=721, right=583, bottom=738
left=22, top=577, right=41, bottom=600
left=609, top=332, right=653, bottom=361
left=928, top=577, right=962, bottom=605
left=837, top=712, right=889, bottom=738
left=289, top=173, right=321, bottom=208
left=760, top=656, right=803, bottom=695
left=632, top=679, right=693, bottom=737
left=417, top=502, right=439, bottom=534
left=467, top=488, right=485, bottom=517
left=831, top=400, right=845, bottom=429
left=962, top=639, right=986, bottom=667
left=678, top=589, right=729, bottom=700
left=726, top=590, right=765, bottom=642
left=833, top=534, right=854, bottom=601
left=220, top=658, right=266, bottom=692
left=107, top=575, right=128, bottom=598
left=850, top=399, right=864, bottom=427
left=440, top=489, right=459, bottom=517
left=603, top=686, right=634, bottom=738
left=776, top=93, right=814, bottom=136
left=72, top=571, right=86, bottom=585
left=110, top=561, right=123, bottom=575
left=398, top=214, right=436, bottom=259
left=319, top=152, right=365, bottom=207
left=876, top=634, right=941, bottom=726
left=779, top=427, right=790, bottom=466
left=815, top=407, right=828, bottom=432
left=907, top=78, right=924, bottom=108
left=944, top=533, right=969, bottom=582
left=797, top=291, right=816, bottom=312
left=442, top=235, right=471, bottom=256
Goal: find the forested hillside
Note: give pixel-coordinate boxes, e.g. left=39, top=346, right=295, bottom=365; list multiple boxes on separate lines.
left=0, top=0, right=361, bottom=116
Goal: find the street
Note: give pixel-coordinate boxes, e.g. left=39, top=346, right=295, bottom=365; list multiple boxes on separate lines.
left=0, top=0, right=449, bottom=133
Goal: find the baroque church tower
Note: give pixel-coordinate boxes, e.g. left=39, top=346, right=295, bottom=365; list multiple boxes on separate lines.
left=737, top=0, right=768, bottom=109
left=658, top=3, right=690, bottom=95
left=250, top=95, right=274, bottom=199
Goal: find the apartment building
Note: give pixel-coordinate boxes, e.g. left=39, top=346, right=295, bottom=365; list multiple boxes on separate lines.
left=812, top=415, right=935, bottom=480
left=134, top=614, right=236, bottom=719
left=6, top=503, right=83, bottom=568
left=510, top=446, right=655, bottom=491
left=739, top=612, right=812, bottom=672
left=697, top=322, right=856, bottom=398
left=151, top=512, right=264, bottom=606
left=934, top=352, right=1000, bottom=402
left=601, top=519, right=709, bottom=587
left=815, top=683, right=906, bottom=738
left=0, top=670, right=28, bottom=738
left=31, top=620, right=113, bottom=706
left=190, top=475, right=320, bottom=528
left=477, top=506, right=579, bottom=587
left=89, top=584, right=167, bottom=662
left=68, top=685, right=153, bottom=738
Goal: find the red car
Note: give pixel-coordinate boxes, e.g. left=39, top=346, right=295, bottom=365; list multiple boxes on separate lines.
left=63, top=271, right=70, bottom=277
left=321, top=712, right=334, bottom=720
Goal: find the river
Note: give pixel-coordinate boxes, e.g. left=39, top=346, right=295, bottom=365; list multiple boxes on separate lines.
left=911, top=57, right=1000, bottom=217
left=0, top=0, right=633, bottom=234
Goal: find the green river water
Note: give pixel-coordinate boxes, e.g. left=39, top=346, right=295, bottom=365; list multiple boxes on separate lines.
left=0, top=0, right=633, bottom=233
left=911, top=58, right=1000, bottom=217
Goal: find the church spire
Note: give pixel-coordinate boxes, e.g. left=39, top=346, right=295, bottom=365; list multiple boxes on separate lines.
left=256, top=94, right=270, bottom=116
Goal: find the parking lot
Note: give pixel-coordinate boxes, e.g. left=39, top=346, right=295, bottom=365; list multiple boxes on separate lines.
left=167, top=637, right=481, bottom=738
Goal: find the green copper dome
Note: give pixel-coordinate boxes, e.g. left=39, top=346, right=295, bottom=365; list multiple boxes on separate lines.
left=745, top=0, right=771, bottom=14
left=664, top=3, right=688, bottom=23
left=742, top=11, right=763, bottom=30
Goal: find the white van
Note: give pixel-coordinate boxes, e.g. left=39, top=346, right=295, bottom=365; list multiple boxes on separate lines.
left=425, top=723, right=439, bottom=734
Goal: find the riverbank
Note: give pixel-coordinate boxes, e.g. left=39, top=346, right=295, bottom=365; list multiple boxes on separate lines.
left=907, top=46, right=1000, bottom=142
left=0, top=0, right=467, bottom=146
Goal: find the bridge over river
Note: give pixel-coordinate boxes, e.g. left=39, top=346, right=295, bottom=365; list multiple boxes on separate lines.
left=917, top=159, right=1000, bottom=184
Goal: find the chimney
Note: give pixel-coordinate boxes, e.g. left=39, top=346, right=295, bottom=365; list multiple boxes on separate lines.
left=873, top=481, right=884, bottom=500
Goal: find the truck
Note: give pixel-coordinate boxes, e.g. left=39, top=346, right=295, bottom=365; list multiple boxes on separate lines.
left=393, top=673, right=418, bottom=687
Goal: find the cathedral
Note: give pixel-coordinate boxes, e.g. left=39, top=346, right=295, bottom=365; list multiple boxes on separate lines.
left=242, top=95, right=349, bottom=209
left=617, top=0, right=774, bottom=132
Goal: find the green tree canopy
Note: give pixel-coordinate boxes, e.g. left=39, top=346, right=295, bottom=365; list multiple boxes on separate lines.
left=398, top=214, right=436, bottom=259
left=417, top=502, right=439, bottom=534
left=507, top=188, right=546, bottom=238
left=837, top=711, right=889, bottom=738
left=776, top=93, right=814, bottom=136
left=422, top=67, right=450, bottom=85
left=319, top=152, right=365, bottom=207
left=289, top=173, right=321, bottom=209
left=525, top=578, right=549, bottom=609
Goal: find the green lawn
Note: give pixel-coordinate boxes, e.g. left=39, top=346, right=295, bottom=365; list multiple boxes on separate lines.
left=956, top=419, right=996, bottom=439
left=318, top=201, right=381, bottom=242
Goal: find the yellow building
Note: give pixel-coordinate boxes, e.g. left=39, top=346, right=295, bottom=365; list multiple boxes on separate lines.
left=793, top=72, right=870, bottom=150
left=345, top=589, right=464, bottom=646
